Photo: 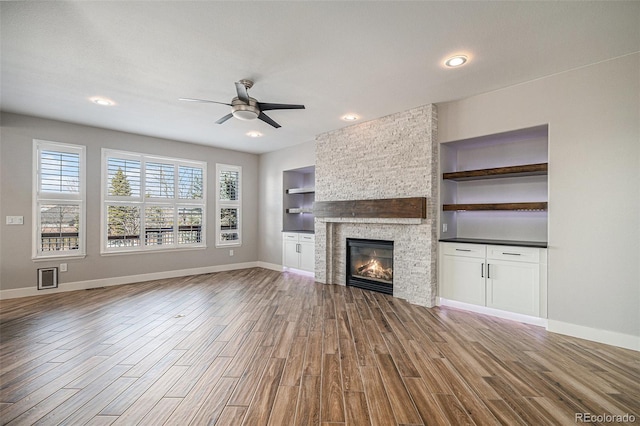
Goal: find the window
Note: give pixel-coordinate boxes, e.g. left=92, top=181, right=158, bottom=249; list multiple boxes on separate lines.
left=102, top=149, right=206, bottom=253
left=216, top=164, right=241, bottom=247
left=33, top=140, right=86, bottom=259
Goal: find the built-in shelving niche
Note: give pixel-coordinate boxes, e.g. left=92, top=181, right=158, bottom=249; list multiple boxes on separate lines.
left=283, top=166, right=315, bottom=233
left=440, top=125, right=549, bottom=243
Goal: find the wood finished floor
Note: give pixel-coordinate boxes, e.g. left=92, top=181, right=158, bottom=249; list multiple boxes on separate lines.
left=1, top=268, right=638, bottom=425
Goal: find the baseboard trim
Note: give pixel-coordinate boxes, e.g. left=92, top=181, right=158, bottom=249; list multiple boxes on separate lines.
left=0, top=262, right=261, bottom=300
left=547, top=320, right=639, bottom=352
left=282, top=266, right=315, bottom=278
left=437, top=298, right=548, bottom=327
left=255, top=261, right=284, bottom=272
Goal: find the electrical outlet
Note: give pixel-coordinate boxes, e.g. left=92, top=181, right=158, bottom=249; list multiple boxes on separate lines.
left=442, top=223, right=448, bottom=233
left=60, top=263, right=68, bottom=272
left=229, top=249, right=234, bottom=256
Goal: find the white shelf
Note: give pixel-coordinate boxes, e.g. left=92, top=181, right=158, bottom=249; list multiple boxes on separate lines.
left=286, top=187, right=315, bottom=194
left=286, top=207, right=314, bottom=214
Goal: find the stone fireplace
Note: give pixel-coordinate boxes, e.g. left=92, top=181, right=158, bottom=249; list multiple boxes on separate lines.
left=314, top=104, right=438, bottom=307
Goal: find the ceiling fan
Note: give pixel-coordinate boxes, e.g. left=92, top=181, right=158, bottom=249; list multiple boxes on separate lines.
left=179, top=79, right=305, bottom=129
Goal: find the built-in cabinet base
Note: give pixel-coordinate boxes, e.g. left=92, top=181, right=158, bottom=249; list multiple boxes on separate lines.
left=283, top=232, right=315, bottom=273
left=439, top=241, right=547, bottom=319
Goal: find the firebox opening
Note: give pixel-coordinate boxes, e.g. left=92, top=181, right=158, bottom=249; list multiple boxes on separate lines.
left=346, top=238, right=393, bottom=295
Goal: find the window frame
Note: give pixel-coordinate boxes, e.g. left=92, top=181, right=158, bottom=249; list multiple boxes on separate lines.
left=215, top=163, right=242, bottom=247
left=101, top=149, right=207, bottom=255
left=32, top=139, right=86, bottom=260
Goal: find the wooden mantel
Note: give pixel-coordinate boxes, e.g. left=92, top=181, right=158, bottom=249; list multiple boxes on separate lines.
left=314, top=197, right=427, bottom=219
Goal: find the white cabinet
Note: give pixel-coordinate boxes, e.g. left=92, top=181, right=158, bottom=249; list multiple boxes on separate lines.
left=440, top=242, right=546, bottom=317
left=283, top=232, right=315, bottom=273
left=440, top=244, right=486, bottom=305
left=283, top=234, right=301, bottom=268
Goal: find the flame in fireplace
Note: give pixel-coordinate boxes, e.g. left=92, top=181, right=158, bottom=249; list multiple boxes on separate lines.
left=356, top=252, right=393, bottom=282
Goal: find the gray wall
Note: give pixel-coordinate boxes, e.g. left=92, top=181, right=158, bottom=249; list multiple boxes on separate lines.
left=0, top=113, right=259, bottom=291
left=438, top=53, right=640, bottom=339
left=257, top=140, right=315, bottom=266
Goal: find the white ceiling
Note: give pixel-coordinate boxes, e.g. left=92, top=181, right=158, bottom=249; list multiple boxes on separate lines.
left=1, top=1, right=639, bottom=154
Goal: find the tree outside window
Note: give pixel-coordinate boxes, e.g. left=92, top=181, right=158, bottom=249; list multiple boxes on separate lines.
left=102, top=150, right=206, bottom=253
left=216, top=164, right=241, bottom=246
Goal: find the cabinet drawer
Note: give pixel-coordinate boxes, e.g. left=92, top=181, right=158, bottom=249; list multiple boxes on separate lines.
left=441, top=243, right=486, bottom=258
left=486, top=245, right=540, bottom=263
left=299, top=233, right=315, bottom=243
left=283, top=232, right=299, bottom=241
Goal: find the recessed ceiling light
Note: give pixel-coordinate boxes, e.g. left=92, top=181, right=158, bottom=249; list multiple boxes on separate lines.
left=342, top=114, right=359, bottom=121
left=444, top=55, right=468, bottom=68
left=90, top=97, right=114, bottom=106
left=246, top=131, right=263, bottom=138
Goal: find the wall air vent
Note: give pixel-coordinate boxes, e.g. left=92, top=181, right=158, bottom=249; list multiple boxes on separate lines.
left=37, top=267, right=58, bottom=290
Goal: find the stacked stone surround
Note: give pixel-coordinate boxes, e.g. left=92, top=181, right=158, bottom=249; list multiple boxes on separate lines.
left=314, top=104, right=438, bottom=307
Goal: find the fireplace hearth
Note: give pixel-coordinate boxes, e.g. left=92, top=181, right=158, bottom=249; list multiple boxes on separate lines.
left=346, top=238, right=393, bottom=295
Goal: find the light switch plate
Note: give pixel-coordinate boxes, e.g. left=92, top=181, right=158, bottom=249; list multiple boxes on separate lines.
left=6, top=216, right=24, bottom=225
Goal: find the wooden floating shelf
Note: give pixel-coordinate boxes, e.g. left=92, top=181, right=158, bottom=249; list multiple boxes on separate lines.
left=443, top=202, right=548, bottom=211
left=286, top=187, right=315, bottom=194
left=443, top=163, right=548, bottom=181
left=314, top=197, right=427, bottom=219
left=286, top=208, right=314, bottom=214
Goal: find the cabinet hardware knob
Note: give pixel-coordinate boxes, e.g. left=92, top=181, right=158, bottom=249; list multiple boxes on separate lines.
left=487, top=264, right=491, bottom=279
left=502, top=252, right=521, bottom=256
left=455, top=249, right=472, bottom=252
left=481, top=263, right=484, bottom=278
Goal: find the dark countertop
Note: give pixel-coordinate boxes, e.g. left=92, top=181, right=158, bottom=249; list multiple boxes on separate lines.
left=282, top=229, right=315, bottom=234
left=439, top=237, right=547, bottom=248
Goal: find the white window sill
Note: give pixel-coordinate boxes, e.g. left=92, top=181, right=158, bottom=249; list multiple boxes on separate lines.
left=33, top=254, right=87, bottom=262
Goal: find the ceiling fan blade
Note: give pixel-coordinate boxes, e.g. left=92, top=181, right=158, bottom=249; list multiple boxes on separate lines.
left=216, top=113, right=234, bottom=124
left=235, top=82, right=250, bottom=104
left=258, top=102, right=306, bottom=111
left=258, top=112, right=281, bottom=129
left=179, top=97, right=232, bottom=106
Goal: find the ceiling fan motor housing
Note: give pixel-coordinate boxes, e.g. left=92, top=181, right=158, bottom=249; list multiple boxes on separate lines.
left=231, top=97, right=259, bottom=120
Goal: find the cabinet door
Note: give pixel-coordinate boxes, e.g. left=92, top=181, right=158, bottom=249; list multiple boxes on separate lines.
left=440, top=255, right=486, bottom=306
left=283, top=240, right=300, bottom=268
left=486, top=260, right=539, bottom=316
left=299, top=242, right=315, bottom=272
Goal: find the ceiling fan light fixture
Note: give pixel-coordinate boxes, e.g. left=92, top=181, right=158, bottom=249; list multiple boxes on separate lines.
left=444, top=55, right=468, bottom=68
left=232, top=109, right=259, bottom=121
left=231, top=97, right=260, bottom=120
